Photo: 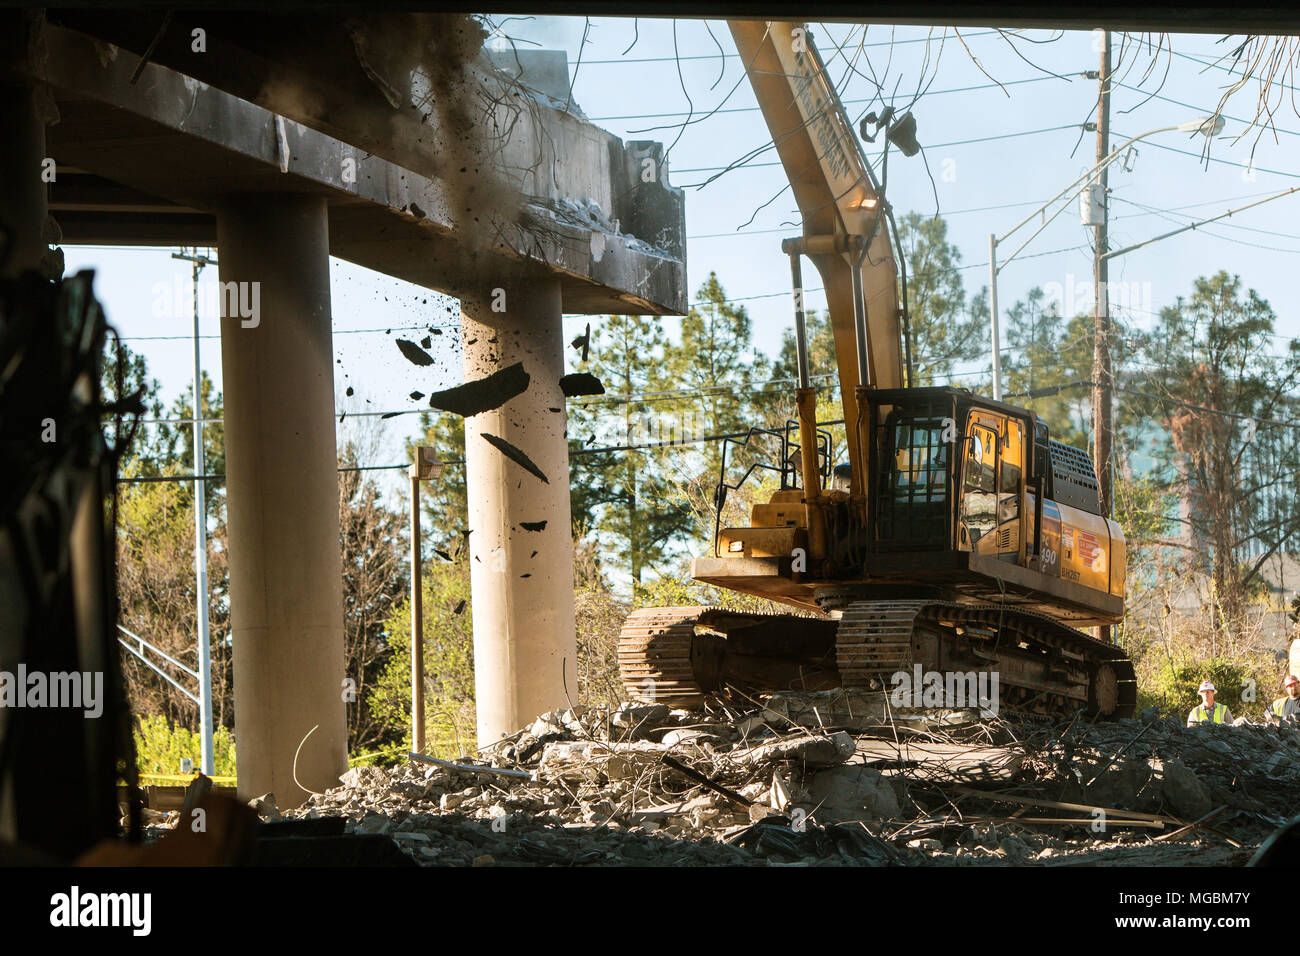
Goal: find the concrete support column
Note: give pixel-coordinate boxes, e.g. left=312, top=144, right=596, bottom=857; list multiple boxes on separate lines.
left=461, top=278, right=577, bottom=747
left=0, top=79, right=47, bottom=278
left=216, top=195, right=347, bottom=803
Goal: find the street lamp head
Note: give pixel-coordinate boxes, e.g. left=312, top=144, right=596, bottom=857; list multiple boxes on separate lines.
left=1177, top=115, right=1226, bottom=137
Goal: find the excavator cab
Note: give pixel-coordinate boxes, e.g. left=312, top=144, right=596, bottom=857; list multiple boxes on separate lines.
left=871, top=389, right=1029, bottom=561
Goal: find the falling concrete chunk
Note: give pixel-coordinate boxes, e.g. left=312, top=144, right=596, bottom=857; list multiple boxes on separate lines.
left=409, top=391, right=425, bottom=401
left=559, top=372, right=605, bottom=397
left=480, top=433, right=549, bottom=484
left=570, top=322, right=590, bottom=362
left=520, top=520, right=547, bottom=532
left=428, top=362, right=530, bottom=417
left=396, top=338, right=435, bottom=366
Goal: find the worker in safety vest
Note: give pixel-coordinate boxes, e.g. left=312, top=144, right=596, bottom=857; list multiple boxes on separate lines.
left=1269, top=674, right=1300, bottom=723
left=1187, top=680, right=1233, bottom=726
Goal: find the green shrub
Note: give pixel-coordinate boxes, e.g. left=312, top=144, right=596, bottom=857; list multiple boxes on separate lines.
left=369, top=560, right=476, bottom=759
left=134, top=714, right=236, bottom=777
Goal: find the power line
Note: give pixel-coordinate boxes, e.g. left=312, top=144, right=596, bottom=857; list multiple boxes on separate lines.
left=118, top=463, right=410, bottom=484
left=1111, top=127, right=1300, bottom=181
left=117, top=419, right=851, bottom=485
left=1110, top=192, right=1300, bottom=245
left=591, top=74, right=1060, bottom=125
left=676, top=121, right=1082, bottom=177
left=578, top=28, right=1003, bottom=65
left=1112, top=81, right=1300, bottom=139
left=1168, top=44, right=1298, bottom=97
left=1018, top=378, right=1300, bottom=431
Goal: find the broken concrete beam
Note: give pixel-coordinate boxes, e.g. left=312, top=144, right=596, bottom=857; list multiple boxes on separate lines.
left=854, top=739, right=1024, bottom=783
left=536, top=740, right=669, bottom=782
left=730, top=732, right=856, bottom=768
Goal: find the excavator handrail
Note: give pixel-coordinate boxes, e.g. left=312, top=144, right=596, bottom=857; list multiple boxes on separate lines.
left=711, top=418, right=838, bottom=557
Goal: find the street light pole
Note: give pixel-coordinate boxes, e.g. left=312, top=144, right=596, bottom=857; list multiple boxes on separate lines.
left=171, top=247, right=215, bottom=777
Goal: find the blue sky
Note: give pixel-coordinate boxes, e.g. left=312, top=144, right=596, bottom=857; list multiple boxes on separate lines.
left=66, top=18, right=1300, bottom=496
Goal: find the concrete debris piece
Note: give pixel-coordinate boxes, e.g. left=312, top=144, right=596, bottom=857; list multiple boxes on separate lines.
left=395, top=338, right=435, bottom=366
left=479, top=432, right=549, bottom=483
left=804, top=765, right=901, bottom=823
left=558, top=372, right=605, bottom=397
left=660, top=728, right=729, bottom=748
left=1161, top=760, right=1213, bottom=820
left=611, top=702, right=670, bottom=733
left=248, top=793, right=282, bottom=821
left=427, top=361, right=530, bottom=417
left=769, top=769, right=795, bottom=812
left=357, top=812, right=393, bottom=835
left=733, top=731, right=856, bottom=768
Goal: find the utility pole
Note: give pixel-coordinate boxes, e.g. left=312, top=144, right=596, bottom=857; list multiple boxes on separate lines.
left=171, top=247, right=216, bottom=776
left=1092, top=32, right=1113, bottom=520
left=1091, top=33, right=1113, bottom=646
left=409, top=447, right=442, bottom=754
left=988, top=234, right=1002, bottom=401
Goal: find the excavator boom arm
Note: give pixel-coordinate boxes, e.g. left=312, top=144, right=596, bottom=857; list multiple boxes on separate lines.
left=728, top=20, right=905, bottom=491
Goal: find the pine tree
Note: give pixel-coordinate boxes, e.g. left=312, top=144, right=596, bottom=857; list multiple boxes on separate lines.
left=667, top=273, right=773, bottom=482
left=897, top=213, right=981, bottom=385
left=570, top=313, right=692, bottom=584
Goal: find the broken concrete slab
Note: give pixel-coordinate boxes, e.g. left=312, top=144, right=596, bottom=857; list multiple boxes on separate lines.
left=805, top=764, right=901, bottom=823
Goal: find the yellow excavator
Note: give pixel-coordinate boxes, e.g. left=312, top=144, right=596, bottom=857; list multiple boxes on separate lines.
left=617, top=20, right=1136, bottom=719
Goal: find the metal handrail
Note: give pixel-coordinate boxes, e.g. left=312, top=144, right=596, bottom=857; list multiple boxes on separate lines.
left=117, top=625, right=200, bottom=704
left=711, top=418, right=840, bottom=556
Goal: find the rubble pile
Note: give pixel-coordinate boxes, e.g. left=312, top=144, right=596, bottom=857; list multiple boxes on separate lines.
left=279, top=700, right=913, bottom=866
left=263, top=694, right=1300, bottom=866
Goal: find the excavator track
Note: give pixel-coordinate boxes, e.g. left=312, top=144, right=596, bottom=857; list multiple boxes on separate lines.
left=617, top=607, right=712, bottom=707
left=618, top=605, right=839, bottom=708
left=837, top=600, right=1136, bottom=718
left=619, top=601, right=1136, bottom=719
